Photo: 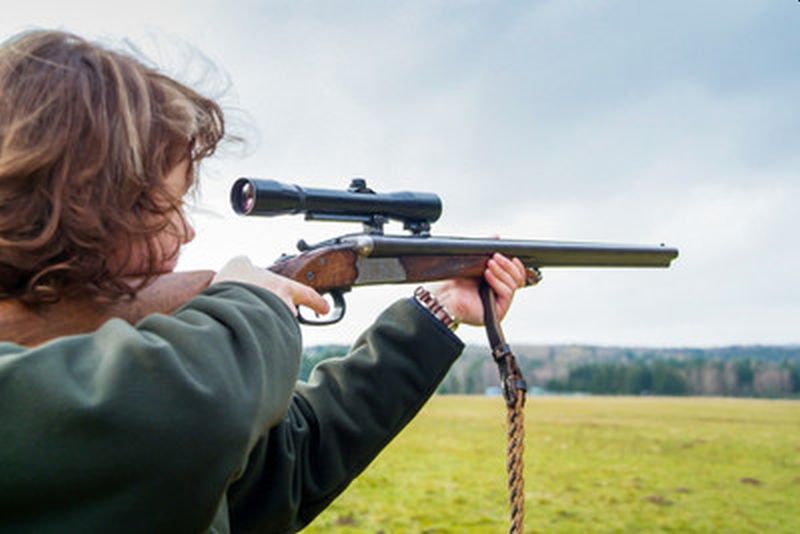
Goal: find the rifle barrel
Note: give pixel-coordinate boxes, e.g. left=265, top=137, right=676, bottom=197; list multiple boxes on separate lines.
left=341, top=235, right=678, bottom=268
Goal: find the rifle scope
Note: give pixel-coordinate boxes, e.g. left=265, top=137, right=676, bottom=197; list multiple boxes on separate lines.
left=230, top=178, right=442, bottom=228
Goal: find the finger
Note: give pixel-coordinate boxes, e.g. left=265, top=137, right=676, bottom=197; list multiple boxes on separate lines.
left=488, top=257, right=517, bottom=293
left=485, top=266, right=514, bottom=299
left=294, top=285, right=331, bottom=315
left=511, top=257, right=528, bottom=287
left=485, top=269, right=513, bottom=319
left=499, top=255, right=526, bottom=288
left=487, top=260, right=515, bottom=293
left=494, top=253, right=526, bottom=288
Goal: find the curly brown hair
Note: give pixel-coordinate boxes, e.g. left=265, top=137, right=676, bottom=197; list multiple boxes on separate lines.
left=0, top=30, right=225, bottom=304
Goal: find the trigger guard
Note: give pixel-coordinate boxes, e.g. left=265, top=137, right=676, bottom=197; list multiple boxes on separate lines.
left=297, top=290, right=346, bottom=325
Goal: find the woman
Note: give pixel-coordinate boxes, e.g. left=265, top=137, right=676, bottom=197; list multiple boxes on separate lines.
left=0, top=30, right=527, bottom=532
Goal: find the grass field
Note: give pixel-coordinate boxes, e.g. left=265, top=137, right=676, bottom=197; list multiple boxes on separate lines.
left=304, top=396, right=800, bottom=533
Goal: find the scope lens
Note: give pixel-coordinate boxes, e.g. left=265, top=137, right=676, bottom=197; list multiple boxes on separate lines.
left=238, top=181, right=255, bottom=214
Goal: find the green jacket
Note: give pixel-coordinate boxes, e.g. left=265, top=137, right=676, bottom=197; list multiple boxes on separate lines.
left=0, top=282, right=463, bottom=533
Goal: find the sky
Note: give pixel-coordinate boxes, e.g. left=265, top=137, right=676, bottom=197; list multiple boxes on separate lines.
left=2, top=1, right=798, bottom=348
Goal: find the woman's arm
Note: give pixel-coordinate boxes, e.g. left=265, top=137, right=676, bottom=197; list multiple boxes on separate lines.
left=227, top=297, right=464, bottom=533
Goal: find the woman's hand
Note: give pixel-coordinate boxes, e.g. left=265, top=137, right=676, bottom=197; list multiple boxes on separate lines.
left=429, top=253, right=528, bottom=326
left=212, top=256, right=330, bottom=316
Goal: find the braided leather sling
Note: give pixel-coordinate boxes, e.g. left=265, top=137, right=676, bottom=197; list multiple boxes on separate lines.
left=479, top=269, right=540, bottom=534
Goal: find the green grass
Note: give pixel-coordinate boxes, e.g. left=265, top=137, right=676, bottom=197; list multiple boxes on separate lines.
left=304, top=396, right=800, bottom=533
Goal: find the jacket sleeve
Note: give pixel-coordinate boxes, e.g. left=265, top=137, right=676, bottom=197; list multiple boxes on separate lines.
left=226, top=297, right=465, bottom=533
left=0, top=282, right=301, bottom=533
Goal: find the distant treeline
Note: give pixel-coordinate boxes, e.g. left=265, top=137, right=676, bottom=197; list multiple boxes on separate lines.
left=545, top=359, right=800, bottom=397
left=440, top=344, right=800, bottom=398
left=301, top=344, right=800, bottom=398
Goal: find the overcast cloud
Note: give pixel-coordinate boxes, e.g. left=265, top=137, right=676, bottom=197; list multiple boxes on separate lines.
left=2, top=1, right=798, bottom=347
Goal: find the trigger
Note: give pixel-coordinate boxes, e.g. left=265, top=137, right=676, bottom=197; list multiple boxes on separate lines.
left=297, top=290, right=347, bottom=325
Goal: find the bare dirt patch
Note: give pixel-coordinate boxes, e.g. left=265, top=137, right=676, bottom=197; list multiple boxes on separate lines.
left=644, top=494, right=673, bottom=506
left=739, top=477, right=762, bottom=486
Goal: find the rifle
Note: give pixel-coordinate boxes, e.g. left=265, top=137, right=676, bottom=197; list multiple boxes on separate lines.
left=0, top=178, right=678, bottom=346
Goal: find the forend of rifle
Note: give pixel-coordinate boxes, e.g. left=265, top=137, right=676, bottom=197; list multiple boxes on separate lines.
left=230, top=178, right=441, bottom=229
